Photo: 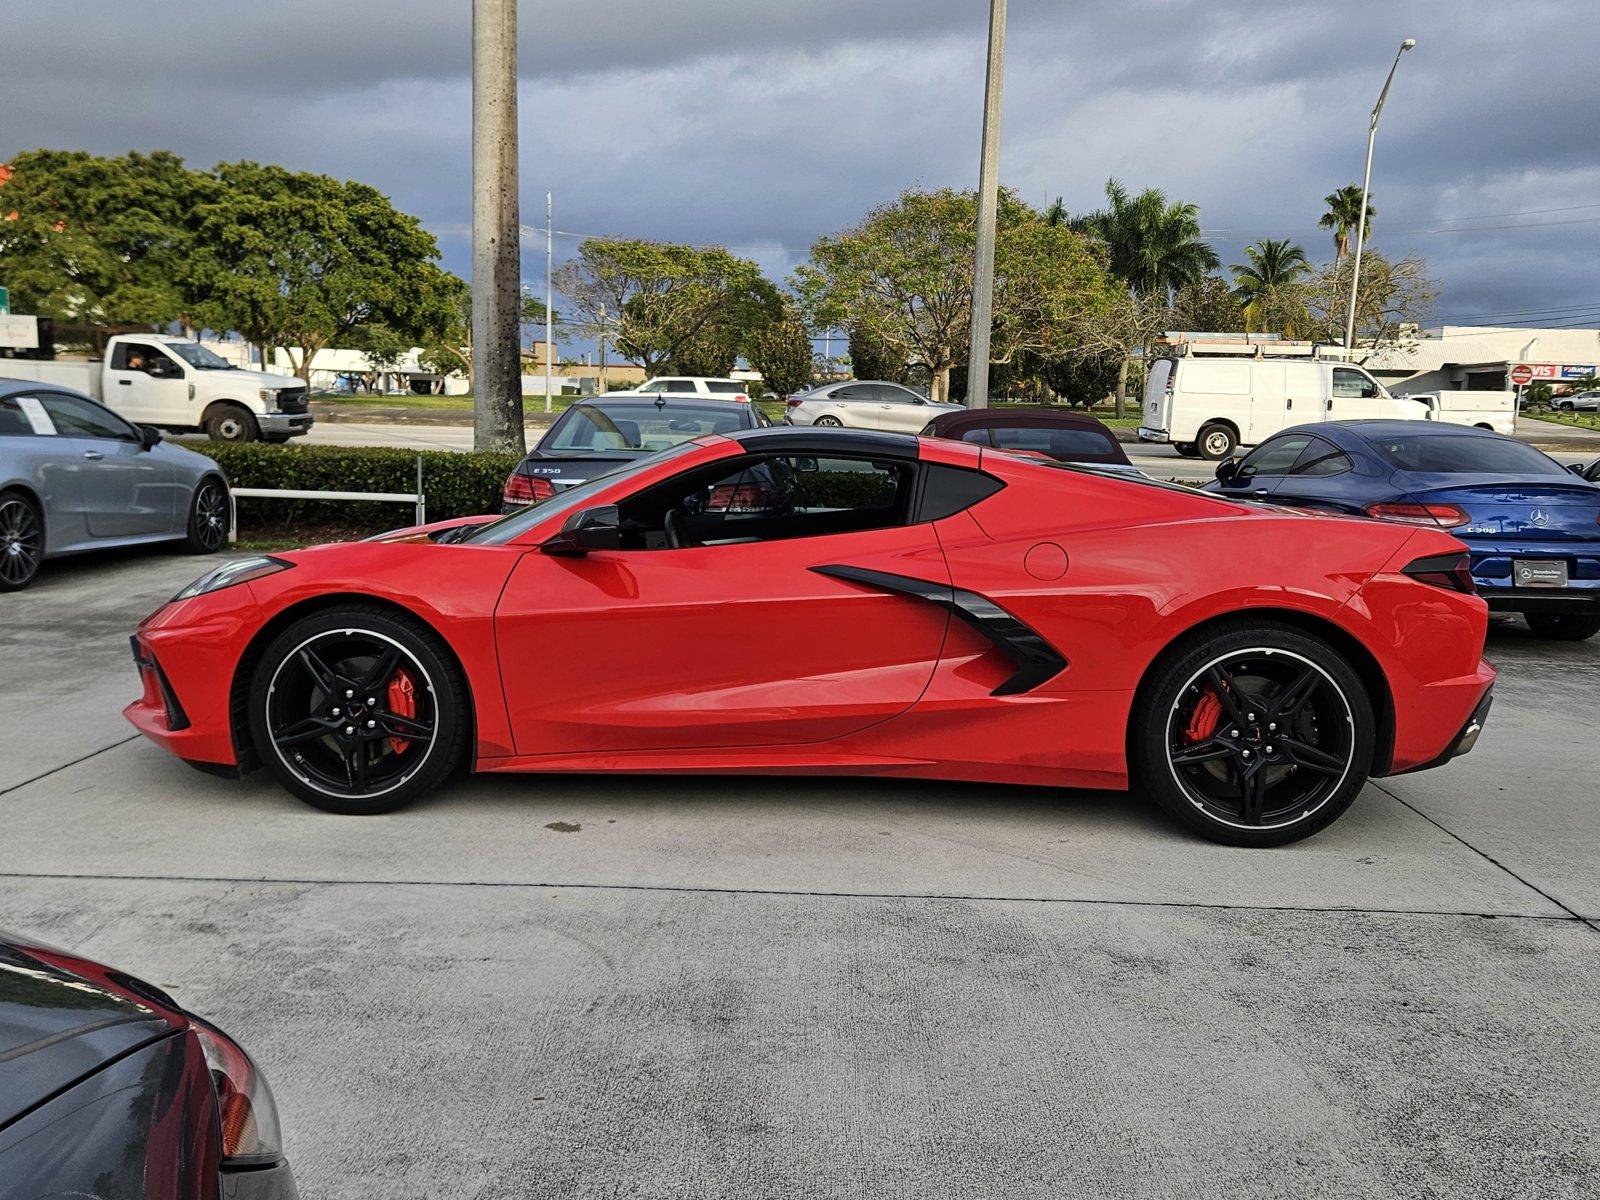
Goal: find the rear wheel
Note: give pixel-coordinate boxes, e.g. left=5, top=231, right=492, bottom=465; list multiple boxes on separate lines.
left=205, top=404, right=259, bottom=443
left=248, top=605, right=469, bottom=814
left=1196, top=422, right=1238, bottom=460
left=1525, top=612, right=1600, bottom=641
left=0, top=491, right=44, bottom=592
left=184, top=477, right=228, bottom=554
left=815, top=415, right=844, bottom=428
left=1130, top=621, right=1374, bottom=847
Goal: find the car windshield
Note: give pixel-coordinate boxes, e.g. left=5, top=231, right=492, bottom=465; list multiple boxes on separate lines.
left=1370, top=434, right=1566, bottom=475
left=461, top=441, right=705, bottom=545
left=164, top=342, right=234, bottom=370
left=540, top=401, right=747, bottom=456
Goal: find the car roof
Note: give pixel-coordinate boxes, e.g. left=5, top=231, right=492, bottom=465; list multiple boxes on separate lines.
left=1280, top=420, right=1506, bottom=449
left=925, top=407, right=1114, bottom=432
left=724, top=426, right=923, bottom=457
left=575, top=395, right=751, bottom=411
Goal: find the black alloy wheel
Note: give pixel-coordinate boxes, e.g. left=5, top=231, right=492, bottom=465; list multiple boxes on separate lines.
left=249, top=606, right=467, bottom=814
left=186, top=479, right=228, bottom=553
left=1133, top=622, right=1373, bottom=846
left=0, top=492, right=43, bottom=591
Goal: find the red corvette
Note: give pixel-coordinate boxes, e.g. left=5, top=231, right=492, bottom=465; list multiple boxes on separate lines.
left=127, top=428, right=1495, bottom=846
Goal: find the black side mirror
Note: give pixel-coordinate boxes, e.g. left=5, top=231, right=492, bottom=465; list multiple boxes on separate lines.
left=1567, top=463, right=1586, bottom=476
left=1214, top=459, right=1239, bottom=484
left=541, top=505, right=622, bottom=557
left=138, top=424, right=162, bottom=450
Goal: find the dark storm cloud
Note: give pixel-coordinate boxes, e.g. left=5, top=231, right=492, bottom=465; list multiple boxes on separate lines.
left=3, top=1, right=1597, bottom=323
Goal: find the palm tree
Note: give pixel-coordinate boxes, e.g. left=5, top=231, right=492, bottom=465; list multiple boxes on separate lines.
left=1230, top=239, right=1313, bottom=334
left=1319, top=185, right=1374, bottom=260
left=1042, top=196, right=1069, bottom=227
left=1073, top=178, right=1220, bottom=299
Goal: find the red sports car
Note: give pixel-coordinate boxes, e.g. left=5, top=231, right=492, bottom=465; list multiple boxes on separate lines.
left=127, top=428, right=1495, bottom=846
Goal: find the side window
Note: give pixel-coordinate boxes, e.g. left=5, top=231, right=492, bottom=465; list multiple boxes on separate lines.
left=833, top=385, right=875, bottom=401
left=619, top=454, right=912, bottom=549
left=1234, top=435, right=1311, bottom=482
left=704, top=381, right=745, bottom=395
left=870, top=385, right=911, bottom=403
left=637, top=380, right=666, bottom=393
left=960, top=428, right=994, bottom=446
left=38, top=393, right=136, bottom=441
left=1332, top=369, right=1378, bottom=399
left=111, top=342, right=180, bottom=377
left=0, top=396, right=45, bottom=436
left=1289, top=437, right=1355, bottom=478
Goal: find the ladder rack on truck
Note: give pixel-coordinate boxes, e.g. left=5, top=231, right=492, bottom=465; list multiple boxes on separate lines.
left=1156, top=333, right=1363, bottom=363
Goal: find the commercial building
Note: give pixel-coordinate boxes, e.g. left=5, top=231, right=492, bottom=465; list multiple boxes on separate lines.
left=1365, top=326, right=1600, bottom=393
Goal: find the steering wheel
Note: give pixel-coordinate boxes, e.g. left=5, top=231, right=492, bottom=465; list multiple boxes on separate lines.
left=664, top=508, right=690, bottom=550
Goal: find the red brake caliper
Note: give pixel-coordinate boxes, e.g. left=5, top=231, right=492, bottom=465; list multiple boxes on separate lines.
left=1185, top=689, right=1223, bottom=744
left=386, top=669, right=417, bottom=755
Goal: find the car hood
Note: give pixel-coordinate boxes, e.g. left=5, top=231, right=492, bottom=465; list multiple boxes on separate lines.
left=206, top=369, right=302, bottom=391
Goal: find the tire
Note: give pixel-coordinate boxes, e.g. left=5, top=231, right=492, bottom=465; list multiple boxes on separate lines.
left=1525, top=612, right=1600, bottom=641
left=0, top=490, right=44, bottom=592
left=205, top=404, right=259, bottom=443
left=1129, top=620, right=1375, bottom=847
left=814, top=415, right=844, bottom=428
left=184, top=477, right=229, bottom=554
left=1558, top=402, right=1575, bottom=412
left=1196, top=423, right=1238, bottom=461
left=248, top=604, right=469, bottom=814
left=1172, top=442, right=1200, bottom=458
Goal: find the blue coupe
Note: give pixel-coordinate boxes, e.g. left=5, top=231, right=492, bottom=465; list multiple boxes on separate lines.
left=1206, top=420, right=1600, bottom=641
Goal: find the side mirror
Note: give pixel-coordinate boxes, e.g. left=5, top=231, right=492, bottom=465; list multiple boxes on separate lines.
left=1214, top=459, right=1239, bottom=484
left=138, top=424, right=162, bottom=450
left=541, top=505, right=622, bottom=557
left=1568, top=463, right=1586, bottom=476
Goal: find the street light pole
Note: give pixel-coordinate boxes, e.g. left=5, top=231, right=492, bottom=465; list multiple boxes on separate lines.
left=544, top=190, right=554, bottom=414
left=964, top=0, right=1007, bottom=410
left=471, top=0, right=524, bottom=454
left=1343, top=37, right=1416, bottom=353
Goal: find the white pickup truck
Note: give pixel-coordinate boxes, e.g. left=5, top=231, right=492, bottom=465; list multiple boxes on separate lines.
left=1400, top=390, right=1517, bottom=436
left=0, top=333, right=313, bottom=442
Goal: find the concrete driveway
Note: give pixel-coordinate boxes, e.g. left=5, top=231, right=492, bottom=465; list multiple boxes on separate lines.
left=2, top=550, right=1595, bottom=1199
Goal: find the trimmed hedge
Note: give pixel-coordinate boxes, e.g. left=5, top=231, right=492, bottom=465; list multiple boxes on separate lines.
left=203, top=442, right=518, bottom=534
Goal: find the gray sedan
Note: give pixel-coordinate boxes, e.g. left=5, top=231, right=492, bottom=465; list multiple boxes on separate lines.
left=0, top=379, right=228, bottom=590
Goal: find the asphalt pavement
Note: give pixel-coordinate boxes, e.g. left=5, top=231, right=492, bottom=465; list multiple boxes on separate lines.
left=1, top=550, right=1596, bottom=1199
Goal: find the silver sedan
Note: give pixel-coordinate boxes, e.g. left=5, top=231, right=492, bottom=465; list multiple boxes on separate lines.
left=0, top=380, right=228, bottom=590
left=784, top=381, right=962, bottom=433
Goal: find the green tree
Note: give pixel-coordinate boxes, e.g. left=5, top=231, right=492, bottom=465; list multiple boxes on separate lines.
left=745, top=305, right=815, bottom=398
left=797, top=188, right=1125, bottom=403
left=553, top=238, right=770, bottom=376
left=187, top=161, right=461, bottom=385
left=1169, top=275, right=1247, bottom=333
left=1072, top=178, right=1219, bottom=299
left=1319, top=185, right=1374, bottom=260
left=0, top=149, right=208, bottom=326
left=846, top=325, right=910, bottom=382
left=1230, top=239, right=1313, bottom=334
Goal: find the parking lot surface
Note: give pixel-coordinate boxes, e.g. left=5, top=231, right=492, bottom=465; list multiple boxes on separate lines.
left=3, top=549, right=1596, bottom=1199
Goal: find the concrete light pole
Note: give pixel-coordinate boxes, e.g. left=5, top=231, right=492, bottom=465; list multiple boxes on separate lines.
left=1343, top=37, right=1416, bottom=354
left=964, top=0, right=1007, bottom=410
left=544, top=191, right=554, bottom=414
left=471, top=0, right=525, bottom=454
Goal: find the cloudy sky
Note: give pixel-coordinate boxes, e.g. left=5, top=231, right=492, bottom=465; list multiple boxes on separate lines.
left=6, top=0, right=1598, bottom=333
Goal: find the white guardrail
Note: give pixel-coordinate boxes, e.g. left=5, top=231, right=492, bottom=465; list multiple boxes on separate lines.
left=227, top=456, right=427, bottom=543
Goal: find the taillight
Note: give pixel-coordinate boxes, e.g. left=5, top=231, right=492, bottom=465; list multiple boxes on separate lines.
left=502, top=471, right=555, bottom=507
left=1364, top=502, right=1470, bottom=529
left=785, top=397, right=803, bottom=408
left=734, top=394, right=751, bottom=403
left=191, top=1017, right=285, bottom=1168
left=1402, top=551, right=1477, bottom=594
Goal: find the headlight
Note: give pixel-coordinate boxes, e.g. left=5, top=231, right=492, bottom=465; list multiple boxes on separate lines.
left=173, top=556, right=292, bottom=601
left=259, top=388, right=279, bottom=406
left=190, top=1017, right=285, bottom=1168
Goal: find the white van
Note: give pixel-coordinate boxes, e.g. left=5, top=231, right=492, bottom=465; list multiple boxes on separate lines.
left=1139, top=355, right=1429, bottom=459
left=1400, top=391, right=1518, bottom=436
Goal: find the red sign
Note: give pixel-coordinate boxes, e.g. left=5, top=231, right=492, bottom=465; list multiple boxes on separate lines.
left=1509, top=364, right=1535, bottom=386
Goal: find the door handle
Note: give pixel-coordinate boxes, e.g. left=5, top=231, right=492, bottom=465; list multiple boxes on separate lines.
left=117, top=379, right=133, bottom=386
left=83, top=450, right=105, bottom=461
left=1253, top=488, right=1270, bottom=499
left=1286, top=398, right=1293, bottom=409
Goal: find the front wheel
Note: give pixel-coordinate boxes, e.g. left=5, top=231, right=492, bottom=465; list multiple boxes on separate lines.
left=183, top=477, right=229, bottom=554
left=248, top=605, right=469, bottom=814
left=1130, top=621, right=1374, bottom=847
left=0, top=490, right=44, bottom=591
left=1196, top=423, right=1238, bottom=460
left=1526, top=612, right=1600, bottom=641
left=205, top=404, right=259, bottom=443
